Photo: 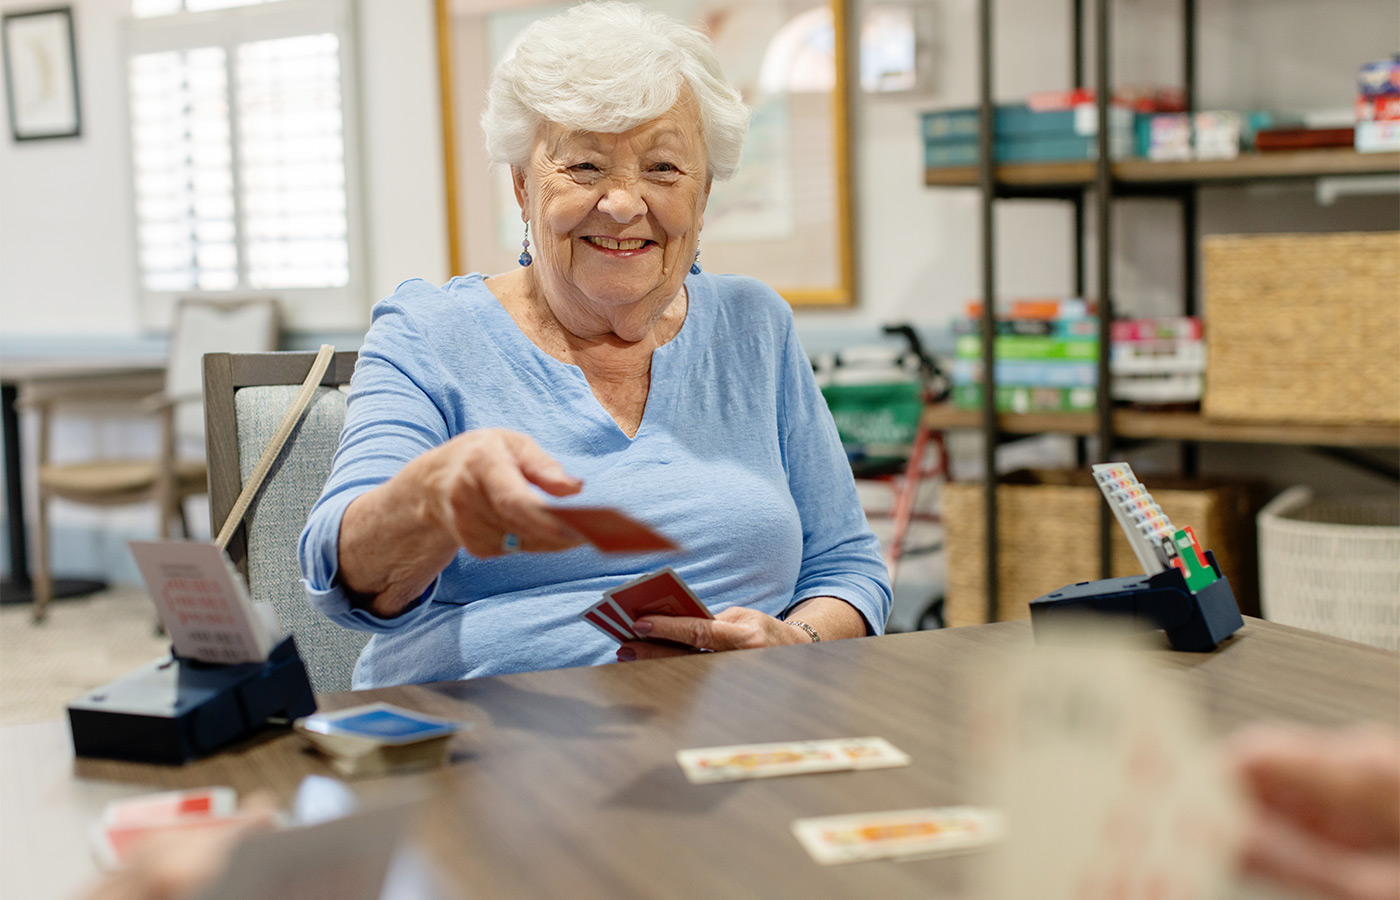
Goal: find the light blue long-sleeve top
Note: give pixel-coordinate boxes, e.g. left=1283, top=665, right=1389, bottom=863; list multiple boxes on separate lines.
left=298, top=272, right=891, bottom=688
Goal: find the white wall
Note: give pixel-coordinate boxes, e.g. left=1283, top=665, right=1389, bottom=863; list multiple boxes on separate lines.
left=0, top=0, right=139, bottom=336
left=0, top=0, right=449, bottom=340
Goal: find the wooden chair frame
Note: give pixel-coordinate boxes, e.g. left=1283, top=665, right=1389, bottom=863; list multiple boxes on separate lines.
left=203, top=350, right=359, bottom=582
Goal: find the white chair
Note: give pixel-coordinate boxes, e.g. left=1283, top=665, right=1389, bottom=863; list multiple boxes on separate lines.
left=27, top=298, right=278, bottom=622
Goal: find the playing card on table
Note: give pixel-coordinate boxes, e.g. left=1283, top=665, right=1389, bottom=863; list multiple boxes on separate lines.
left=791, top=806, right=1004, bottom=865
left=972, top=632, right=1246, bottom=900
left=606, top=566, right=712, bottom=622
left=549, top=506, right=679, bottom=553
left=677, top=737, right=911, bottom=783
left=91, top=786, right=253, bottom=870
left=103, top=786, right=237, bottom=825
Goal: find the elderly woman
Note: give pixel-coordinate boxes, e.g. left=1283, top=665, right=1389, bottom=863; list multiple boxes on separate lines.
left=299, top=1, right=890, bottom=688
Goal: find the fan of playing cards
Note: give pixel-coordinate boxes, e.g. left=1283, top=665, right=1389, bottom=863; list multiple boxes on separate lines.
left=578, top=566, right=711, bottom=644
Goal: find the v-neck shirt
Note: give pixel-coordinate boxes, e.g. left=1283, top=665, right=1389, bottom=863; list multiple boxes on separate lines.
left=299, top=272, right=891, bottom=687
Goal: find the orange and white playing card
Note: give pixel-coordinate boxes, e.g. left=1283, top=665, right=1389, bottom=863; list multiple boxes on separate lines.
left=791, top=806, right=1004, bottom=865
left=677, top=737, right=910, bottom=783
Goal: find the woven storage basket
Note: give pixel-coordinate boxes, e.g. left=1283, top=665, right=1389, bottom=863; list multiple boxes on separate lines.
left=1202, top=231, right=1400, bottom=425
left=944, top=469, right=1261, bottom=627
left=1258, top=486, right=1400, bottom=651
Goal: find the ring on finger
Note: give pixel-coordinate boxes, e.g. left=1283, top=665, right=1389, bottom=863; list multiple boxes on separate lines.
left=501, top=532, right=522, bottom=554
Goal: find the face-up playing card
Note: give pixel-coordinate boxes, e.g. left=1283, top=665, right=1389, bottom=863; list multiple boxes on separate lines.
left=606, top=566, right=712, bottom=622
left=91, top=787, right=250, bottom=869
left=299, top=703, right=460, bottom=746
left=791, top=806, right=1004, bottom=865
left=972, top=634, right=1245, bottom=900
left=549, top=506, right=679, bottom=553
left=103, top=786, right=237, bottom=826
left=677, top=737, right=911, bottom=784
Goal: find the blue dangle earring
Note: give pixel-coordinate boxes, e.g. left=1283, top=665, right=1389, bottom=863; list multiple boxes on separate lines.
left=518, top=222, right=533, bottom=267
left=689, top=244, right=702, bottom=275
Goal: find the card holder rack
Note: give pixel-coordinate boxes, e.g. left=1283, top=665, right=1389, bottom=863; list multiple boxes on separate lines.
left=1028, top=462, right=1244, bottom=652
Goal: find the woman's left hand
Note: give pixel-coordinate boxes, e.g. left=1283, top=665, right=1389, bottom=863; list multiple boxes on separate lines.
left=616, top=607, right=811, bottom=661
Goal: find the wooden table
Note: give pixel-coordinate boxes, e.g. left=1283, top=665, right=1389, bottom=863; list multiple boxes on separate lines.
left=0, top=358, right=165, bottom=604
left=3, top=619, right=1396, bottom=900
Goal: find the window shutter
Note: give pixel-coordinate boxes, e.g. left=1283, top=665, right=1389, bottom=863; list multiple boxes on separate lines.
left=126, top=0, right=359, bottom=316
left=237, top=32, right=349, bottom=289
left=129, top=47, right=238, bottom=292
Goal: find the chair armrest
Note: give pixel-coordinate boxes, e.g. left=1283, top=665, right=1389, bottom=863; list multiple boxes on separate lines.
left=138, top=391, right=202, bottom=413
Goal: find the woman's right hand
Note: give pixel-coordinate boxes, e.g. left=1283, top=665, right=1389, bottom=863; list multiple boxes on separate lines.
left=410, top=428, right=585, bottom=558
left=336, top=429, right=585, bottom=617
left=1225, top=722, right=1400, bottom=900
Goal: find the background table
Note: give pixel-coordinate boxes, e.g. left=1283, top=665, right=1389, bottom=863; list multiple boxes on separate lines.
left=3, top=619, right=1397, bottom=900
left=0, top=358, right=164, bottom=605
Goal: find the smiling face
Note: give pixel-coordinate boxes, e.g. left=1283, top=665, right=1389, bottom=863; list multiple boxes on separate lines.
left=512, top=97, right=710, bottom=340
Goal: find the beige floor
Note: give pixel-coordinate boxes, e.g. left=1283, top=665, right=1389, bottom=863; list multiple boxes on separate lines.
left=0, top=587, right=170, bottom=726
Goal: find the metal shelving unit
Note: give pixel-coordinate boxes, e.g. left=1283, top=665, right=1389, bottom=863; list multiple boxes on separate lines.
left=950, top=0, right=1400, bottom=624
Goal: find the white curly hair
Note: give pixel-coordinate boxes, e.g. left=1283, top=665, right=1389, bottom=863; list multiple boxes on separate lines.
left=482, top=1, right=751, bottom=181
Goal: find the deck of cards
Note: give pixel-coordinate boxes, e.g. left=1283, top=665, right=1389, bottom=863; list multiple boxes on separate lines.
left=295, top=702, right=463, bottom=778
left=677, top=737, right=911, bottom=784
left=579, top=566, right=712, bottom=644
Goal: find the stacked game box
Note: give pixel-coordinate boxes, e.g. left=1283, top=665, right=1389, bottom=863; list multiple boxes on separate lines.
left=921, top=99, right=1134, bottom=168
left=922, top=87, right=1187, bottom=168
left=1355, top=54, right=1400, bottom=153
left=1110, top=316, right=1205, bottom=405
left=1141, top=110, right=1302, bottom=161
left=950, top=298, right=1098, bottom=413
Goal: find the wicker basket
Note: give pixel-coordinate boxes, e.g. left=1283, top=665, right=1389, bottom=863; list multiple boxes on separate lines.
left=944, top=469, right=1261, bottom=627
left=1258, top=486, right=1400, bottom=651
left=1202, top=231, right=1400, bottom=425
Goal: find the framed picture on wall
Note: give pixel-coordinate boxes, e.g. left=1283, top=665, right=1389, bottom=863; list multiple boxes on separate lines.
left=2, top=6, right=82, bottom=141
left=439, top=0, right=857, bottom=308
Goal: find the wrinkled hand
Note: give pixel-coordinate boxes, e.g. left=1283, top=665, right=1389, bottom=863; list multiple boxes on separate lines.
left=616, top=607, right=812, bottom=661
left=1225, top=722, right=1400, bottom=900
left=79, top=794, right=277, bottom=900
left=413, top=428, right=585, bottom=558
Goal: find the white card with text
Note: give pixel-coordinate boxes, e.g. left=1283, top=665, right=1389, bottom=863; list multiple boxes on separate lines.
left=129, top=540, right=281, bottom=664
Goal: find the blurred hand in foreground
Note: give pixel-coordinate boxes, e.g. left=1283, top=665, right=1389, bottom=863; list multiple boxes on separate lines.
left=1225, top=723, right=1400, bottom=900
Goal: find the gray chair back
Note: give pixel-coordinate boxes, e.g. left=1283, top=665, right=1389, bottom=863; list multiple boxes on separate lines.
left=204, top=351, right=365, bottom=693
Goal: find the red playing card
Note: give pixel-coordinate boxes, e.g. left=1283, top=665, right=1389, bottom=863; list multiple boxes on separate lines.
left=606, top=567, right=712, bottom=621
left=550, top=507, right=679, bottom=553
left=580, top=605, right=635, bottom=643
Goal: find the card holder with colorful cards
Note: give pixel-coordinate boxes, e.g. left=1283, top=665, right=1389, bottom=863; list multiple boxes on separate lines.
left=578, top=566, right=711, bottom=644
left=1028, top=461, right=1243, bottom=651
